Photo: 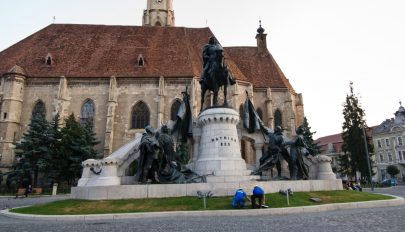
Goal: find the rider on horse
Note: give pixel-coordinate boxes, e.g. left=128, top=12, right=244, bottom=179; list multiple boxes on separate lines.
left=199, top=37, right=236, bottom=86
left=199, top=37, right=236, bottom=111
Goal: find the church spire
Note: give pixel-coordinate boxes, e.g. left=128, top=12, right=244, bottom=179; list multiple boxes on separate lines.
left=255, top=20, right=268, bottom=54
left=143, top=0, right=175, bottom=27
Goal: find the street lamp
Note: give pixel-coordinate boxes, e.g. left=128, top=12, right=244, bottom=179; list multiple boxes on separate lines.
left=362, top=126, right=374, bottom=191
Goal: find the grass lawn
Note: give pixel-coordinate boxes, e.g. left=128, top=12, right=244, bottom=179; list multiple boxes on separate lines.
left=10, top=190, right=393, bottom=215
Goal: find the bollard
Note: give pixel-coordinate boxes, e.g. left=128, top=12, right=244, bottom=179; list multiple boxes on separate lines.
left=197, top=191, right=213, bottom=209
left=52, top=183, right=58, bottom=196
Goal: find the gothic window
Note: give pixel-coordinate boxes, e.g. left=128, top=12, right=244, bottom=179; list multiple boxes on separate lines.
left=81, top=99, right=95, bottom=128
left=377, top=140, right=382, bottom=148
left=239, top=104, right=244, bottom=121
left=137, top=54, right=145, bottom=67
left=170, top=99, right=182, bottom=121
left=32, top=100, right=46, bottom=117
left=385, top=138, right=390, bottom=147
left=257, top=108, right=263, bottom=120
left=274, top=109, right=282, bottom=128
left=131, top=101, right=150, bottom=129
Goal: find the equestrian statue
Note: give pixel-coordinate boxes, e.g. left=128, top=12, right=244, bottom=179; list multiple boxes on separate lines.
left=199, top=37, right=236, bottom=111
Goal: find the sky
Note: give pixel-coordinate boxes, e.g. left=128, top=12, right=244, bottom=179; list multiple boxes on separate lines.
left=1, top=0, right=404, bottom=139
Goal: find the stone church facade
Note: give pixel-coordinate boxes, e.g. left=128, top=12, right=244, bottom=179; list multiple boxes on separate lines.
left=0, top=0, right=304, bottom=174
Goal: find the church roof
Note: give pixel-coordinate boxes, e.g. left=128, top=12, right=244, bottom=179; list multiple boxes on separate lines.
left=0, top=24, right=293, bottom=90
left=225, top=47, right=295, bottom=92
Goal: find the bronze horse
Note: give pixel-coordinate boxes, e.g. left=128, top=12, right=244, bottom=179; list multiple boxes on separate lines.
left=200, top=37, right=235, bottom=112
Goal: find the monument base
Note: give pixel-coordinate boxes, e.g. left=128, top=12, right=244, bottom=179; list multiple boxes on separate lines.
left=71, top=179, right=344, bottom=200
left=193, top=108, right=252, bottom=181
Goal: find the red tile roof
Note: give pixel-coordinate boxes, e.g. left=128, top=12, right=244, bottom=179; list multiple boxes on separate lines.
left=0, top=24, right=291, bottom=89
left=225, top=47, right=295, bottom=92
left=315, top=133, right=344, bottom=154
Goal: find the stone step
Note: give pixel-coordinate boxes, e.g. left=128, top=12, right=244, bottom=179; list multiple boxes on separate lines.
left=206, top=175, right=260, bottom=183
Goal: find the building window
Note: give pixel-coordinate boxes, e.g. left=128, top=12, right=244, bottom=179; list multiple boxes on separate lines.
left=388, top=152, right=393, bottom=162
left=274, top=109, right=282, bottom=128
left=32, top=100, right=46, bottom=117
left=137, top=54, right=145, bottom=67
left=45, top=53, right=53, bottom=66
left=170, top=99, right=182, bottom=121
left=377, top=140, right=382, bottom=148
left=399, top=150, right=405, bottom=162
left=398, top=137, right=403, bottom=146
left=81, top=99, right=95, bottom=128
left=379, top=153, right=384, bottom=162
left=131, top=101, right=150, bottom=129
left=257, top=108, right=263, bottom=120
left=385, top=138, right=390, bottom=147
left=239, top=104, right=244, bottom=122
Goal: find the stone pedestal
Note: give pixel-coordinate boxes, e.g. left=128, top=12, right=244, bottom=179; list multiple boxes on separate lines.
left=316, top=155, right=336, bottom=180
left=77, top=158, right=121, bottom=187
left=193, top=108, right=254, bottom=180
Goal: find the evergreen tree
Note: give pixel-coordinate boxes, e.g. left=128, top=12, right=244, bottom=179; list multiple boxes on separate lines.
left=386, top=165, right=400, bottom=178
left=341, top=82, right=374, bottom=181
left=59, top=114, right=98, bottom=185
left=301, top=117, right=321, bottom=156
left=47, top=113, right=63, bottom=182
left=13, top=112, right=52, bottom=187
left=83, top=121, right=100, bottom=159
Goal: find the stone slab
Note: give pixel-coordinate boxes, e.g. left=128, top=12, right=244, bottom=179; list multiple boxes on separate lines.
left=71, top=179, right=344, bottom=200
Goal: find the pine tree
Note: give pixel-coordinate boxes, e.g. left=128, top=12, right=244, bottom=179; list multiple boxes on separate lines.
left=47, top=113, right=63, bottom=182
left=83, top=121, right=100, bottom=159
left=13, top=112, right=52, bottom=187
left=341, top=82, right=374, bottom=181
left=59, top=114, right=98, bottom=185
left=301, top=117, right=321, bottom=156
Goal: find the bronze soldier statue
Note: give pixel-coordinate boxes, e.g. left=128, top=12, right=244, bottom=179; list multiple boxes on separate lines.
left=135, top=126, right=160, bottom=183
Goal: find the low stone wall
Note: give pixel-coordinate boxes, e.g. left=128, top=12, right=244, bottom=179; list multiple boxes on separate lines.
left=71, top=179, right=343, bottom=200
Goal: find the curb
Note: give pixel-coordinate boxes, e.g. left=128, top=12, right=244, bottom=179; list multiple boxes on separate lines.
left=1, top=196, right=404, bottom=221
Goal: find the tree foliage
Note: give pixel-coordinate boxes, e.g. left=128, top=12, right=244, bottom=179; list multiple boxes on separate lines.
left=340, top=82, right=374, bottom=181
left=301, top=117, right=321, bottom=156
left=59, top=114, right=99, bottom=185
left=11, top=113, right=99, bottom=187
left=386, top=165, right=400, bottom=178
left=13, top=112, right=52, bottom=187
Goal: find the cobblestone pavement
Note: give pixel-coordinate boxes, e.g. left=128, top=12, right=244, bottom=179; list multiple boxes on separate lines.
left=0, top=188, right=404, bottom=232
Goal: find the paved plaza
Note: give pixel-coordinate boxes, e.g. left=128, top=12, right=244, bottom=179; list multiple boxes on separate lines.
left=0, top=187, right=404, bottom=231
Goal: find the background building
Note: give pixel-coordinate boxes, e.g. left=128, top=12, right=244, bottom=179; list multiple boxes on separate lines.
left=373, top=103, right=405, bottom=182
left=0, top=0, right=304, bottom=175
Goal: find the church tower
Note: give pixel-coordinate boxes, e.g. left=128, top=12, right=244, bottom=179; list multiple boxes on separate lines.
left=256, top=20, right=268, bottom=54
left=143, top=0, right=175, bottom=26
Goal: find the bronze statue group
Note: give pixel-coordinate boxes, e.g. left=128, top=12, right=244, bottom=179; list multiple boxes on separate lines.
left=135, top=125, right=203, bottom=184
left=135, top=36, right=312, bottom=184
left=256, top=124, right=311, bottom=180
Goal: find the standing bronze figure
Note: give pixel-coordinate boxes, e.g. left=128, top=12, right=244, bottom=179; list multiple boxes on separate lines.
left=200, top=37, right=236, bottom=111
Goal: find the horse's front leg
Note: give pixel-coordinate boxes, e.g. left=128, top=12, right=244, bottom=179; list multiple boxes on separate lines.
left=213, top=89, right=218, bottom=107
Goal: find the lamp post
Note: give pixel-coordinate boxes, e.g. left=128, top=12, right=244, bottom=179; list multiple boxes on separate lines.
left=362, top=126, right=374, bottom=191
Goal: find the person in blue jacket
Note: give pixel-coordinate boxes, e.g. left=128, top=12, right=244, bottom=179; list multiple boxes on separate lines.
left=251, top=186, right=265, bottom=208
left=232, top=189, right=250, bottom=208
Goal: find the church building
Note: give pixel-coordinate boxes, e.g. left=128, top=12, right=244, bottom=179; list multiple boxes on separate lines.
left=0, top=0, right=304, bottom=174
